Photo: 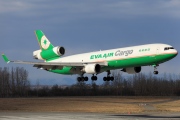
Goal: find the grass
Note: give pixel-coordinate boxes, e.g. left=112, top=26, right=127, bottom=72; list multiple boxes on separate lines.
left=0, top=96, right=179, bottom=113
left=154, top=99, right=180, bottom=112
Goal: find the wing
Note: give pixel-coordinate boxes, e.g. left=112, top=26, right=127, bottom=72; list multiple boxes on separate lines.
left=2, top=54, right=108, bottom=70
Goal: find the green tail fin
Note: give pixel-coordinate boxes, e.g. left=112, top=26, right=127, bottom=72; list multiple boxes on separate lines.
left=35, top=30, right=54, bottom=51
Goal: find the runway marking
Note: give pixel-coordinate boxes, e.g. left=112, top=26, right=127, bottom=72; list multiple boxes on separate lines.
left=0, top=112, right=180, bottom=120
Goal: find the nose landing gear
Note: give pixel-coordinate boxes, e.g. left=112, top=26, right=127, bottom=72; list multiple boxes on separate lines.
left=153, top=65, right=159, bottom=75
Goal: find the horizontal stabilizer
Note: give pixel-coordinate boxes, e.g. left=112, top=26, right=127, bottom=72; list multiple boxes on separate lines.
left=2, top=54, right=10, bottom=63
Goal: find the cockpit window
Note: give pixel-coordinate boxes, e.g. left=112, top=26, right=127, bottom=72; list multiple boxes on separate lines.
left=164, top=47, right=174, bottom=50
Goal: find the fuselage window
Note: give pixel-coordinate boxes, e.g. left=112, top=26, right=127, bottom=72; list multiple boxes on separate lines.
left=164, top=47, right=168, bottom=50
left=164, top=47, right=174, bottom=51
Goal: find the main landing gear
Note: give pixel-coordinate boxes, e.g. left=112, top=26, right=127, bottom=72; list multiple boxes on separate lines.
left=103, top=70, right=114, bottom=81
left=77, top=74, right=88, bottom=82
left=153, top=65, right=159, bottom=75
left=77, top=70, right=115, bottom=82
left=91, top=75, right=97, bottom=81
left=77, top=74, right=98, bottom=82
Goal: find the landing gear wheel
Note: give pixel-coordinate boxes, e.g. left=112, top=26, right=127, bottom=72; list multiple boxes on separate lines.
left=154, top=71, right=158, bottom=74
left=91, top=76, right=94, bottom=80
left=110, top=76, right=114, bottom=81
left=91, top=76, right=98, bottom=81
left=107, top=77, right=110, bottom=81
left=103, top=77, right=107, bottom=81
left=77, top=77, right=81, bottom=82
left=84, top=76, right=88, bottom=81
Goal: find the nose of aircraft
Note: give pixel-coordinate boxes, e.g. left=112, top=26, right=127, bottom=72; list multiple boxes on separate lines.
left=173, top=49, right=178, bottom=58
left=174, top=49, right=178, bottom=55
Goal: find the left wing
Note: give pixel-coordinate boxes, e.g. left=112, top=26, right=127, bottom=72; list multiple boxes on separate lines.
left=2, top=54, right=108, bottom=70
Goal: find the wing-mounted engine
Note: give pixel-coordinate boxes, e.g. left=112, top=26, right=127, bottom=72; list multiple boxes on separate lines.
left=121, top=67, right=141, bottom=74
left=33, top=46, right=65, bottom=60
left=82, top=64, right=101, bottom=74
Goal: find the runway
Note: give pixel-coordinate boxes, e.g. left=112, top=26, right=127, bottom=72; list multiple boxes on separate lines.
left=0, top=97, right=180, bottom=119
left=0, top=112, right=180, bottom=120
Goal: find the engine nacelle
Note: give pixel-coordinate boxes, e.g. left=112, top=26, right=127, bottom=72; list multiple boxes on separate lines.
left=33, top=50, right=43, bottom=60
left=54, top=46, right=65, bottom=56
left=82, top=64, right=101, bottom=74
left=33, top=46, right=65, bottom=60
left=122, top=67, right=141, bottom=74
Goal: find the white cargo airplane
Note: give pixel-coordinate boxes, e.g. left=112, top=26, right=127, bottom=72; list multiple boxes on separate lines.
left=2, top=30, right=178, bottom=82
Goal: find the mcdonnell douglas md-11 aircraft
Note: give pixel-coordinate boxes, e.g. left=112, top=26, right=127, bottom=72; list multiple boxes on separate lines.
left=2, top=30, right=178, bottom=82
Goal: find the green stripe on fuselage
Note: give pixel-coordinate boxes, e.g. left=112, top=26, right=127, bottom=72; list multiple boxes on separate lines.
left=48, top=53, right=176, bottom=75
left=102, top=53, right=177, bottom=71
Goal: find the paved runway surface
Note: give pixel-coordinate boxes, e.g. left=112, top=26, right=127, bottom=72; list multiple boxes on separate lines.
left=0, top=112, right=180, bottom=120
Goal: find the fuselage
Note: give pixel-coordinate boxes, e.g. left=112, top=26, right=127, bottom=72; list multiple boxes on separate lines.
left=49, top=43, right=178, bottom=75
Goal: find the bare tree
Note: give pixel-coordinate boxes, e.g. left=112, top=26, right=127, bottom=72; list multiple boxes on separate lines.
left=111, top=70, right=123, bottom=95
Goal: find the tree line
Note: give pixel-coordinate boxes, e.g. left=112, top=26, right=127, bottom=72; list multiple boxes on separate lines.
left=32, top=71, right=180, bottom=97
left=0, top=67, right=30, bottom=97
left=0, top=67, right=180, bottom=97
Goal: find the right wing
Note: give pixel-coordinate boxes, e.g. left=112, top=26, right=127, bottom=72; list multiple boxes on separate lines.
left=2, top=54, right=108, bottom=70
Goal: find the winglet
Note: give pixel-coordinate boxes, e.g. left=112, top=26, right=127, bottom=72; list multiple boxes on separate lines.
left=2, top=54, right=10, bottom=63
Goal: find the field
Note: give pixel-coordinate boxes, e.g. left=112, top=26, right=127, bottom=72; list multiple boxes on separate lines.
left=0, top=96, right=180, bottom=113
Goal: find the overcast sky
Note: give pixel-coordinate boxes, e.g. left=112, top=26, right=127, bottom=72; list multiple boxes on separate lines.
left=0, top=0, right=180, bottom=85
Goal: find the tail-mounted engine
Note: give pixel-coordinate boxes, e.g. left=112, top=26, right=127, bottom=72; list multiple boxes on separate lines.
left=33, top=46, right=65, bottom=60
